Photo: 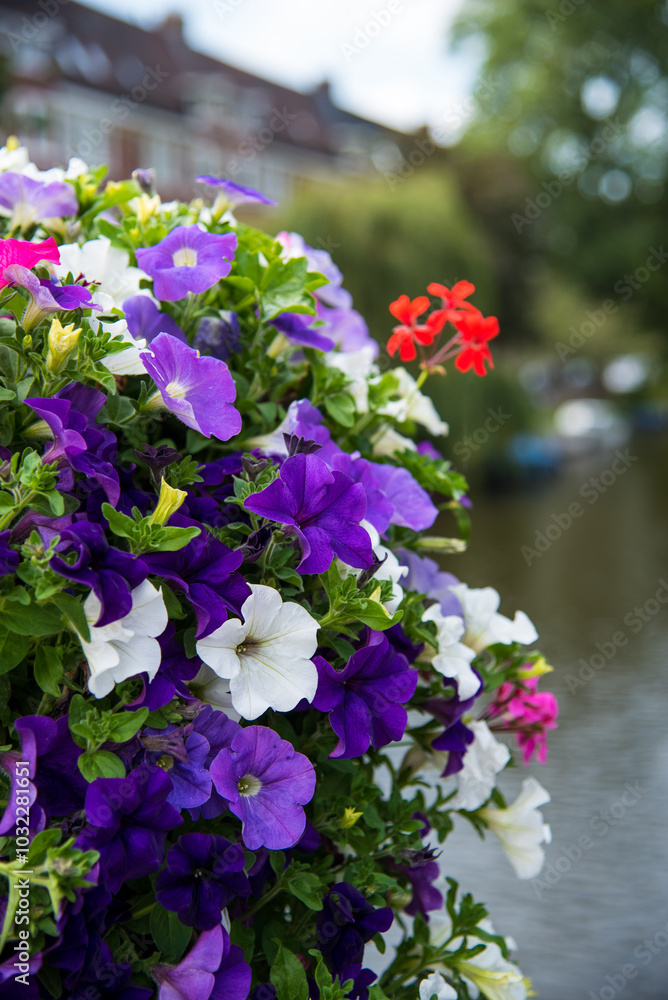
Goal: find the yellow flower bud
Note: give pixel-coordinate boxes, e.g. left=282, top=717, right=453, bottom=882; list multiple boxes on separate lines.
left=133, top=193, right=161, bottom=226
left=46, top=318, right=81, bottom=373
left=414, top=536, right=467, bottom=554
left=149, top=479, right=187, bottom=527
left=340, top=807, right=363, bottom=829
left=516, top=656, right=553, bottom=680
left=6, top=135, right=19, bottom=151
left=267, top=332, right=290, bottom=359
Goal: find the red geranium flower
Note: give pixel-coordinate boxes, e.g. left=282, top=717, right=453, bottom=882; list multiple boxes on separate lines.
left=453, top=311, right=500, bottom=376
left=427, top=280, right=477, bottom=310
left=0, top=237, right=60, bottom=289
left=427, top=280, right=478, bottom=328
left=387, top=294, right=434, bottom=361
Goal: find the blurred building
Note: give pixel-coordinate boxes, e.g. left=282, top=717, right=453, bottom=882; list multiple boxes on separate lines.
left=0, top=0, right=407, bottom=199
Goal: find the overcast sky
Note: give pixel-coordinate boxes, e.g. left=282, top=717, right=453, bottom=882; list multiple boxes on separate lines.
left=77, top=0, right=482, bottom=134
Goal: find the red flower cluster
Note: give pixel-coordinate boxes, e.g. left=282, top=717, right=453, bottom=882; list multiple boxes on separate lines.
left=387, top=280, right=499, bottom=376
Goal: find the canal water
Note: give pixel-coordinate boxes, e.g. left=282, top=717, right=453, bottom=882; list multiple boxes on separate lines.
left=435, top=433, right=668, bottom=999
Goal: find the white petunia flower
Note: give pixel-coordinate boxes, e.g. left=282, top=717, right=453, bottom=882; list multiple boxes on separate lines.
left=427, top=915, right=527, bottom=1000
left=422, top=604, right=478, bottom=698
left=326, top=345, right=378, bottom=413
left=379, top=367, right=449, bottom=437
left=479, top=777, right=552, bottom=879
left=52, top=235, right=149, bottom=309
left=371, top=425, right=417, bottom=457
left=78, top=581, right=168, bottom=699
left=187, top=664, right=240, bottom=721
left=448, top=583, right=537, bottom=654
left=196, top=584, right=319, bottom=720
left=351, top=521, right=407, bottom=614
left=97, top=319, right=149, bottom=376
left=0, top=141, right=29, bottom=174
left=448, top=720, right=510, bottom=812
left=456, top=940, right=527, bottom=1000
left=419, top=971, right=457, bottom=1000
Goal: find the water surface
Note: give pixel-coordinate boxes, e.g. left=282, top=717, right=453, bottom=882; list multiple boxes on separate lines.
left=438, top=434, right=668, bottom=999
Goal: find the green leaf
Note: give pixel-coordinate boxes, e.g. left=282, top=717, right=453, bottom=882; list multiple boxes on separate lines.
left=101, top=503, right=137, bottom=540
left=107, top=708, right=149, bottom=744
left=68, top=694, right=90, bottom=747
left=355, top=604, right=403, bottom=631
left=259, top=258, right=318, bottom=321
left=78, top=750, right=125, bottom=781
left=324, top=392, right=356, bottom=427
left=270, top=944, right=309, bottom=1000
left=150, top=905, right=192, bottom=963
left=287, top=872, right=324, bottom=911
left=152, top=525, right=200, bottom=551
left=52, top=592, right=90, bottom=642
left=0, top=628, right=29, bottom=675
left=368, top=986, right=392, bottom=1000
left=34, top=645, right=63, bottom=696
left=0, top=602, right=62, bottom=636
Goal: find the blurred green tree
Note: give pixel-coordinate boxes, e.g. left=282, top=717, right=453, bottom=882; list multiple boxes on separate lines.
left=450, top=0, right=668, bottom=341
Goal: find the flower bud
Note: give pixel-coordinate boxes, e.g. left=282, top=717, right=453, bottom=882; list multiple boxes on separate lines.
left=340, top=807, right=363, bottom=829
left=46, top=317, right=81, bottom=373
left=149, top=479, right=187, bottom=526
left=516, top=656, right=553, bottom=680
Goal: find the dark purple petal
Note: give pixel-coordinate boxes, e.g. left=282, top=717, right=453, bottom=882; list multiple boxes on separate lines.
left=123, top=295, right=187, bottom=343
left=314, top=633, right=416, bottom=759
left=244, top=453, right=372, bottom=575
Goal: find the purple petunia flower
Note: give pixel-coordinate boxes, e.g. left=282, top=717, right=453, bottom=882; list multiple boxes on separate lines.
left=0, top=530, right=18, bottom=576
left=25, top=382, right=121, bottom=505
left=313, top=631, right=418, bottom=759
left=0, top=171, right=78, bottom=229
left=243, top=452, right=373, bottom=574
left=155, top=833, right=251, bottom=929
left=365, top=462, right=438, bottom=532
left=140, top=726, right=212, bottom=809
left=210, top=726, right=316, bottom=850
left=251, top=399, right=341, bottom=465
left=43, top=276, right=99, bottom=311
left=196, top=175, right=277, bottom=208
left=276, top=231, right=351, bottom=309
left=397, top=550, right=462, bottom=617
left=193, top=313, right=241, bottom=361
left=135, top=225, right=237, bottom=301
left=154, top=925, right=220, bottom=1000
left=383, top=847, right=443, bottom=920
left=4, top=264, right=68, bottom=330
left=123, top=294, right=187, bottom=344
left=50, top=521, right=148, bottom=627
left=268, top=311, right=335, bottom=352
left=143, top=522, right=250, bottom=638
left=424, top=673, right=483, bottom=776
left=154, top=924, right=250, bottom=1000
left=188, top=707, right=241, bottom=821
left=317, top=882, right=393, bottom=992
left=209, top=932, right=252, bottom=1000
left=329, top=453, right=394, bottom=534
left=67, top=940, right=153, bottom=1000
left=76, top=765, right=182, bottom=892
left=0, top=951, right=41, bottom=997
left=0, top=716, right=86, bottom=837
left=316, top=301, right=377, bottom=355
left=140, top=332, right=242, bottom=441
